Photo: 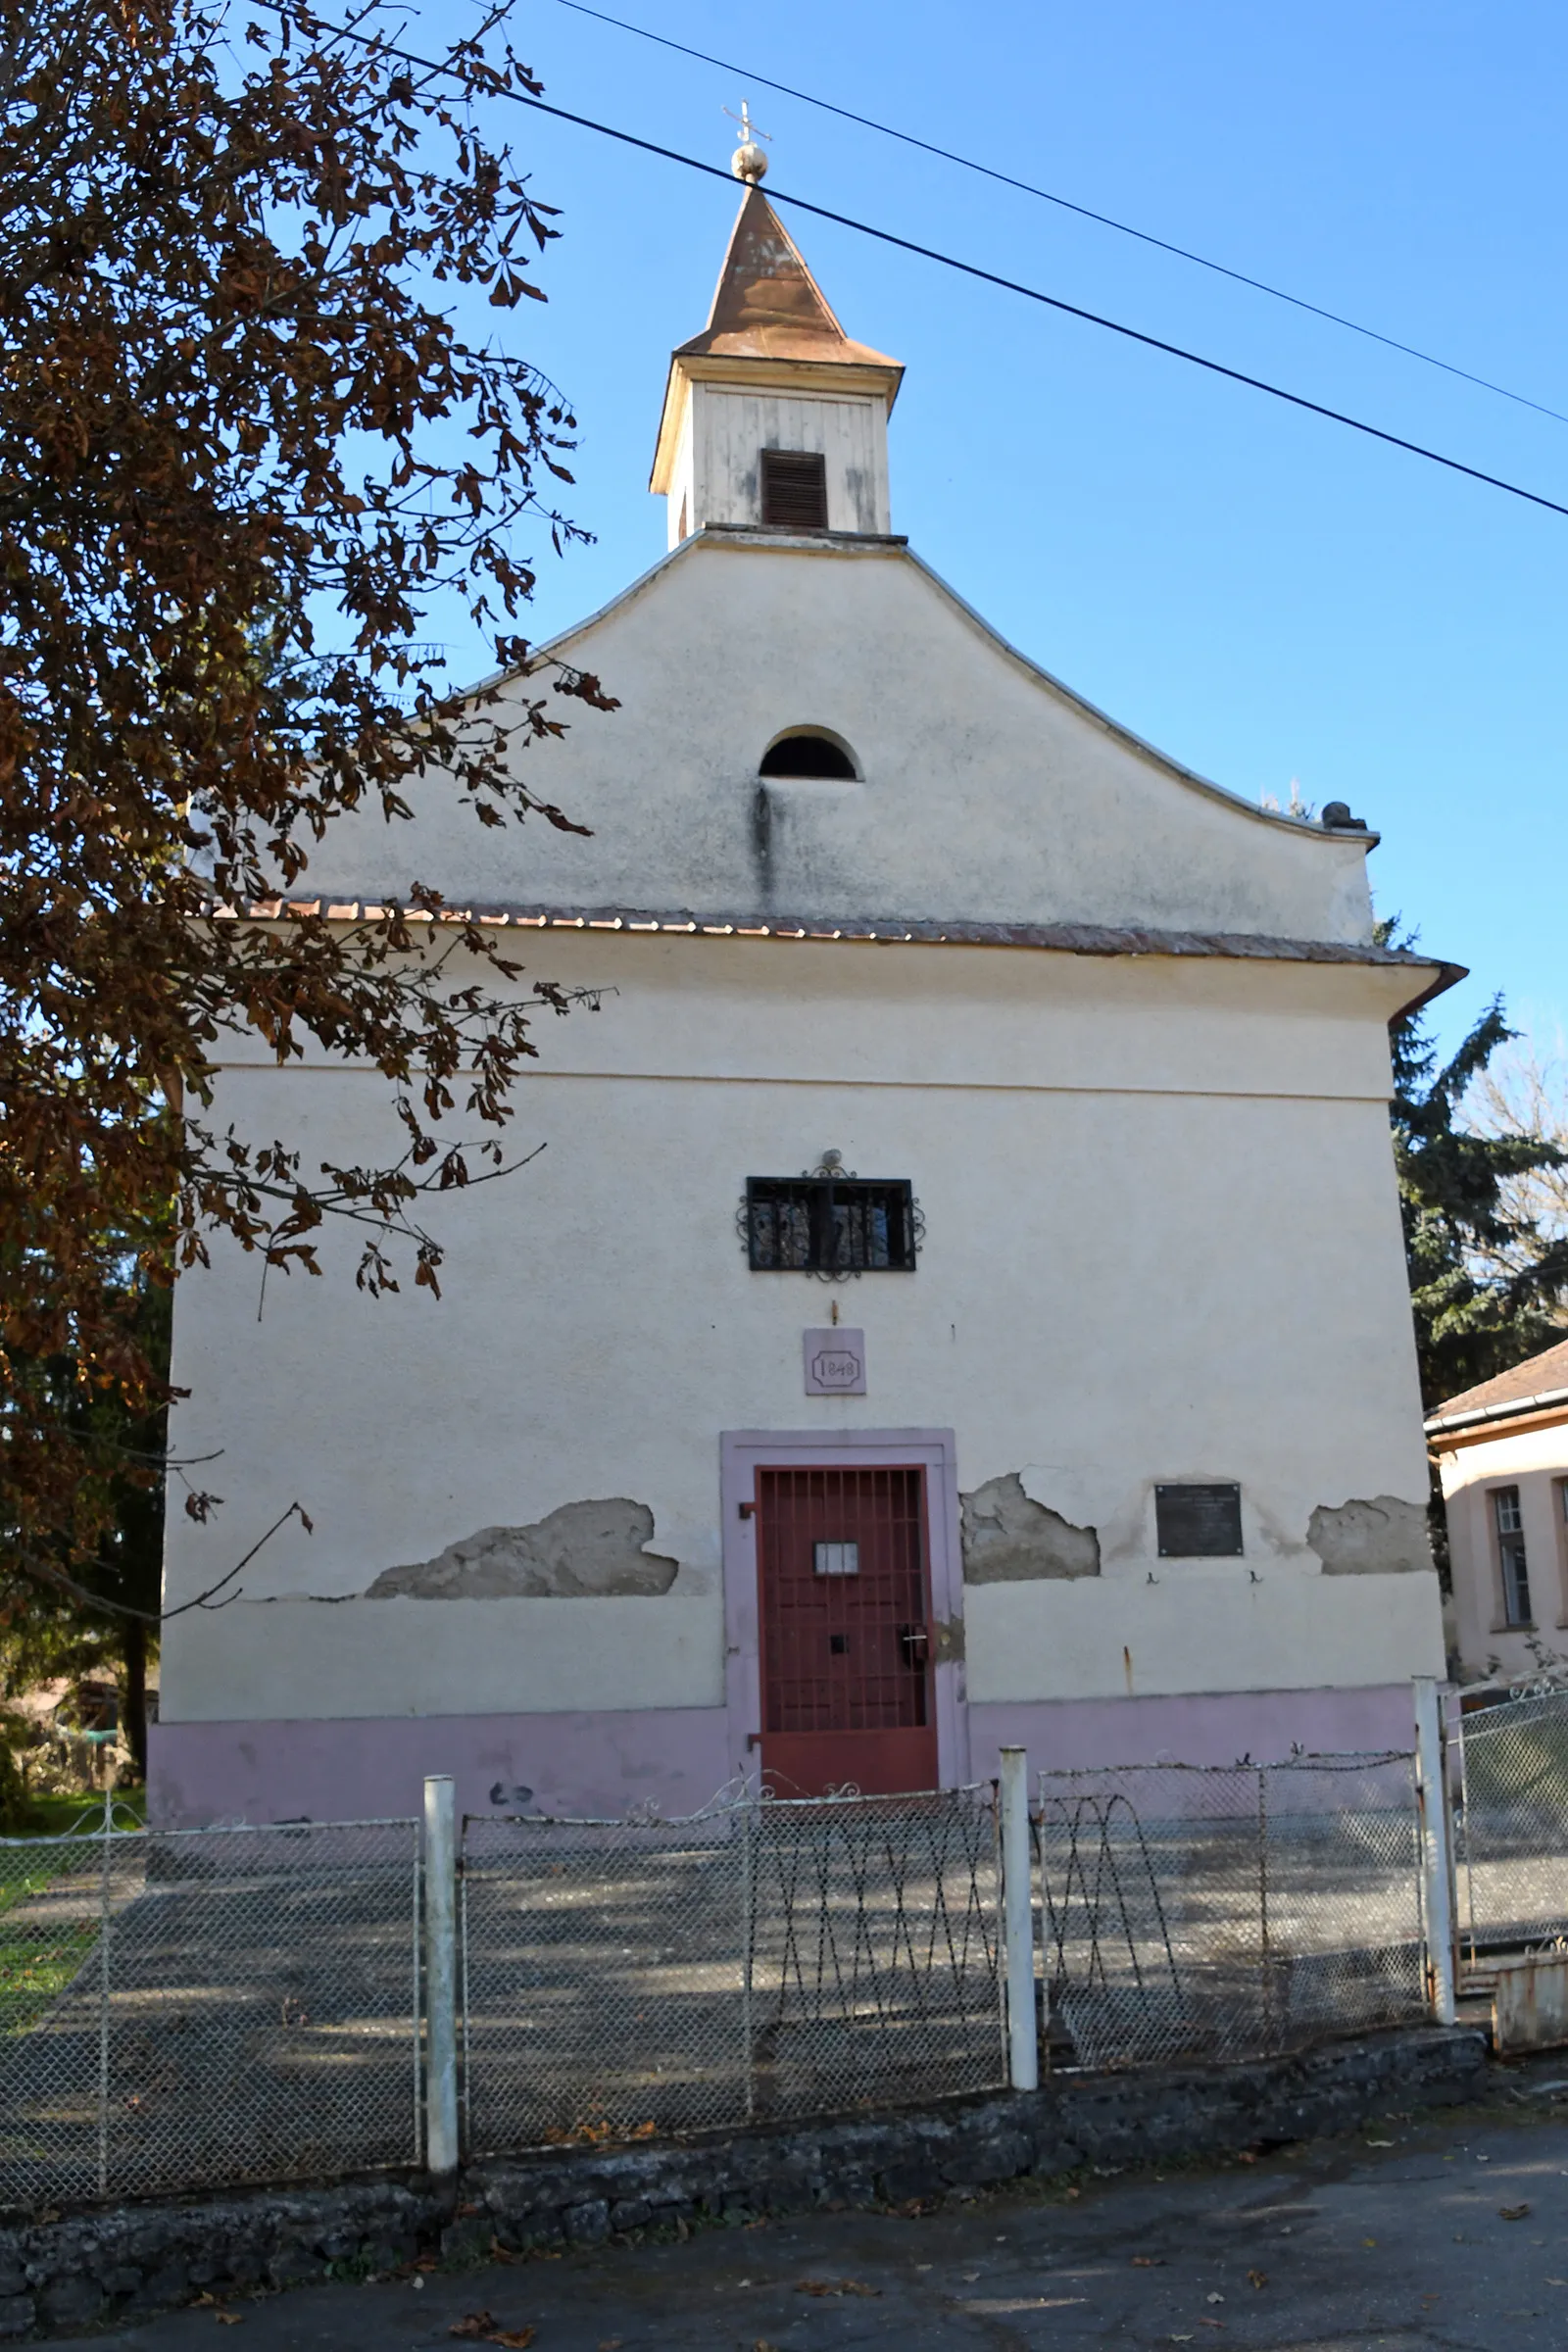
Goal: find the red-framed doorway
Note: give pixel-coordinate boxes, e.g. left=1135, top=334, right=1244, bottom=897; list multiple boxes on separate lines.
left=720, top=1429, right=969, bottom=1796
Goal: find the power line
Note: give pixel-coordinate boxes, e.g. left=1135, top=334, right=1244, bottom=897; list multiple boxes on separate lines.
left=555, top=0, right=1568, bottom=433
left=248, top=6, right=1568, bottom=523
left=511, top=90, right=1568, bottom=524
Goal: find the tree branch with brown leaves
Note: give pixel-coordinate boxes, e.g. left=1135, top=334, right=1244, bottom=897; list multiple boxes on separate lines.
left=0, top=0, right=614, bottom=1618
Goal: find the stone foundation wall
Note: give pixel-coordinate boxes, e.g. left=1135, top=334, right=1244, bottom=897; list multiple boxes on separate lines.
left=0, top=2027, right=1488, bottom=2338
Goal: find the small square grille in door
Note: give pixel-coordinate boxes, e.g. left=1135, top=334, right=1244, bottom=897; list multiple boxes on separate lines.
left=757, top=1466, right=938, bottom=1797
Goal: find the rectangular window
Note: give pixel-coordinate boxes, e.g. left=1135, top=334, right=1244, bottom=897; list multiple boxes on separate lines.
left=1494, top=1485, right=1533, bottom=1626
left=813, top=1542, right=860, bottom=1578
left=747, top=1177, right=917, bottom=1273
left=760, top=448, right=828, bottom=530
left=1155, top=1483, right=1244, bottom=1557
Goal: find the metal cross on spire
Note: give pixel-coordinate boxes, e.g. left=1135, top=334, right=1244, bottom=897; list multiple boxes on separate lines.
left=724, top=100, right=771, bottom=185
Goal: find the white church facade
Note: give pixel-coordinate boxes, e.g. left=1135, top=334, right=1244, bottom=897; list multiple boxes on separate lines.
left=151, top=179, right=1453, bottom=1827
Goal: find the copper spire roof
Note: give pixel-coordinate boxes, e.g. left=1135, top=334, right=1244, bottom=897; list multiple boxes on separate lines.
left=674, top=186, right=903, bottom=383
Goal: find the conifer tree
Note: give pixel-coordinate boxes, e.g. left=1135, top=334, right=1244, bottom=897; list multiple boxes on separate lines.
left=1388, top=933, right=1568, bottom=1405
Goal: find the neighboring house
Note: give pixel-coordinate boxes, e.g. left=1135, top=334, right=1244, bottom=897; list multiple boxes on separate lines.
left=1428, top=1336, right=1568, bottom=1681
left=151, top=177, right=1456, bottom=1829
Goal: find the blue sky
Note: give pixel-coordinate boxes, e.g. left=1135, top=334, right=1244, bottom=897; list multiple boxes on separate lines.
left=436, top=0, right=1565, bottom=1063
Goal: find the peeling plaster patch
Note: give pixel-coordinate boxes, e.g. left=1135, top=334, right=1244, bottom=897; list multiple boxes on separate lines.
left=933, top=1614, right=965, bottom=1664
left=960, top=1473, right=1101, bottom=1582
left=368, top=1500, right=679, bottom=1599
left=1309, top=1496, right=1432, bottom=1577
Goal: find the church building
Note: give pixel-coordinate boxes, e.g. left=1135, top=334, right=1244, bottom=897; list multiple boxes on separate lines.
left=151, top=151, right=1454, bottom=1826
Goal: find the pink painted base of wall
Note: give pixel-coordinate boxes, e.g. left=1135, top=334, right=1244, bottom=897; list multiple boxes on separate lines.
left=147, top=1711, right=733, bottom=1829
left=149, top=1684, right=1421, bottom=1828
left=968, top=1686, right=1419, bottom=1778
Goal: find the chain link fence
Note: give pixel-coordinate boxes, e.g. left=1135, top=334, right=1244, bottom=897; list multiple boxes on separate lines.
left=0, top=1816, right=421, bottom=2211
left=461, top=1786, right=1004, bottom=2153
left=1035, top=1755, right=1425, bottom=2072
left=1458, top=1686, right=1568, bottom=1959
left=0, top=1739, right=1465, bottom=2217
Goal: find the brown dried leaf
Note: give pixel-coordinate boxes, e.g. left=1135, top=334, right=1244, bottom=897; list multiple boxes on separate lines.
left=1248, top=2269, right=1268, bottom=2288
left=1501, top=2204, right=1533, bottom=2221
left=1131, top=2255, right=1166, bottom=2268
left=795, top=2278, right=881, bottom=2297
left=0, top=0, right=605, bottom=1621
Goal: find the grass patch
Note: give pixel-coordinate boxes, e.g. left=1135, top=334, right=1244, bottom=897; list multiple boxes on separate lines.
left=0, top=1848, right=102, bottom=2038
left=15, top=1788, right=145, bottom=1839
left=0, top=1792, right=144, bottom=2036
left=0, top=1914, right=100, bottom=2035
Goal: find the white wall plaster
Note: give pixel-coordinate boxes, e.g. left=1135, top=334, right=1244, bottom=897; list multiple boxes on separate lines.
left=162, top=936, right=1439, bottom=1728
left=295, top=538, right=1383, bottom=946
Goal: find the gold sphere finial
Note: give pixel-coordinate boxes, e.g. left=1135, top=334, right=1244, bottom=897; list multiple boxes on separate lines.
left=724, top=100, right=771, bottom=186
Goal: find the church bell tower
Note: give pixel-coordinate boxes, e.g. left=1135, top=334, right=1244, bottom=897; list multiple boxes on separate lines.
left=649, top=124, right=904, bottom=550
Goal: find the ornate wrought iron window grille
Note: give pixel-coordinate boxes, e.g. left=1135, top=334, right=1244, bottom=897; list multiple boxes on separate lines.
left=739, top=1154, right=923, bottom=1281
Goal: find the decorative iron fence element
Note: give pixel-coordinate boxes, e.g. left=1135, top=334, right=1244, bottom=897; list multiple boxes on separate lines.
left=1035, top=1756, right=1425, bottom=2072
left=459, top=1786, right=1003, bottom=2154
left=1457, top=1686, right=1568, bottom=1959
left=0, top=1817, right=421, bottom=2212
left=0, top=1732, right=1471, bottom=2221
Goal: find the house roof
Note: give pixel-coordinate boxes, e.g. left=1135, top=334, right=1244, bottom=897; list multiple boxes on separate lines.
left=214, top=897, right=1456, bottom=1009
left=673, top=187, right=903, bottom=379
left=1426, top=1334, right=1568, bottom=1437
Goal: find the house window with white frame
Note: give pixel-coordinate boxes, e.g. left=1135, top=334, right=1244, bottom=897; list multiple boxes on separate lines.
left=1493, top=1485, right=1533, bottom=1627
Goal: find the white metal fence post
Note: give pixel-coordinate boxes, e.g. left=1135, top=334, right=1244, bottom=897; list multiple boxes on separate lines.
left=422, top=1776, right=460, bottom=2174
left=739, top=1797, right=757, bottom=2123
left=1412, top=1677, right=1457, bottom=2026
left=999, top=1747, right=1039, bottom=2090
left=95, top=1809, right=113, bottom=2196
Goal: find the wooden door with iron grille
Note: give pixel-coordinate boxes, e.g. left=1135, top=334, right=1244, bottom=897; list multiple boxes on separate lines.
left=756, top=1466, right=938, bottom=1797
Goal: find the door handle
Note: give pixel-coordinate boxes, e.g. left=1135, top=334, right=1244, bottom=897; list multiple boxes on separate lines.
left=900, top=1624, right=930, bottom=1668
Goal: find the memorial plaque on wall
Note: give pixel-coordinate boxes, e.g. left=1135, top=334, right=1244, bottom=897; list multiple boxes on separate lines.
left=803, top=1328, right=866, bottom=1396
left=1154, top=1483, right=1244, bottom=1556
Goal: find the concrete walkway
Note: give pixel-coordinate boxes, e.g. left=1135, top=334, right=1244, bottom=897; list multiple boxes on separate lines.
left=52, top=2077, right=1568, bottom=2349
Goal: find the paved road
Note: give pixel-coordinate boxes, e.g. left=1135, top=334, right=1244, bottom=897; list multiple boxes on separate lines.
left=55, top=2080, right=1568, bottom=2350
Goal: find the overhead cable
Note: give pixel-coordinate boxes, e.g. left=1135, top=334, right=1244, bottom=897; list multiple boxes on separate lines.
left=247, top=7, right=1568, bottom=523
left=513, top=90, right=1568, bottom=523
left=555, top=0, right=1568, bottom=432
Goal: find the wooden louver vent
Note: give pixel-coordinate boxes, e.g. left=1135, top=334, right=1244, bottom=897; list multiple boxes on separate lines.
left=760, top=448, right=828, bottom=530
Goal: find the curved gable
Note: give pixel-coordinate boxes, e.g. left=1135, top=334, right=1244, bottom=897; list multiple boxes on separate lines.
left=307, top=531, right=1376, bottom=947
